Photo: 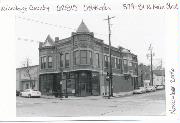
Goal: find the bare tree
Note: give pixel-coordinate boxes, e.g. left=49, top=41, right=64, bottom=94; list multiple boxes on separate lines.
left=22, top=58, right=35, bottom=89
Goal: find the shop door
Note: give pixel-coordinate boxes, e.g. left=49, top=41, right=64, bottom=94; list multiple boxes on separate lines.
left=79, top=83, right=87, bottom=97
left=76, top=71, right=92, bottom=97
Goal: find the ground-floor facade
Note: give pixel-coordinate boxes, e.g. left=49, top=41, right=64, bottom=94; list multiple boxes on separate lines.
left=19, top=80, right=38, bottom=91
left=39, top=70, right=138, bottom=97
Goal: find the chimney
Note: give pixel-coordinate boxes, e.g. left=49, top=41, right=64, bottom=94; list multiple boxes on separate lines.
left=55, top=37, right=59, bottom=42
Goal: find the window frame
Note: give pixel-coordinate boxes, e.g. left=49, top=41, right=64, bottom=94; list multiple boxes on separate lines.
left=48, top=56, right=53, bottom=68
left=104, top=55, right=109, bottom=68
left=60, top=54, right=64, bottom=67
left=41, top=56, right=46, bottom=69
left=73, top=50, right=80, bottom=65
left=65, top=53, right=70, bottom=68
left=95, top=53, right=100, bottom=67
left=80, top=50, right=87, bottom=64
left=89, top=51, right=93, bottom=65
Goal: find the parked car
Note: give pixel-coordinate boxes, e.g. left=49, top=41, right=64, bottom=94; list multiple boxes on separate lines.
left=20, top=89, right=41, bottom=98
left=16, top=90, right=20, bottom=96
left=156, top=85, right=164, bottom=90
left=133, top=87, right=146, bottom=94
left=145, top=86, right=156, bottom=92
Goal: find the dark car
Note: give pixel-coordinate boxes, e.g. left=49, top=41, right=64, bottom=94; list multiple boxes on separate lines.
left=16, top=90, right=20, bottom=96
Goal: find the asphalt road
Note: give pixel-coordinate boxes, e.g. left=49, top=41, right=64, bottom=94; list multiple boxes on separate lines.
left=16, top=90, right=166, bottom=117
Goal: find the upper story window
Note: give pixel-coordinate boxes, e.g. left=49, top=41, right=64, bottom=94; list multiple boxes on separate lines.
left=118, top=59, right=123, bottom=73
left=73, top=50, right=80, bottom=65
left=74, top=50, right=93, bottom=65
left=111, top=57, right=115, bottom=68
left=128, top=61, right=132, bottom=66
left=115, top=58, right=118, bottom=69
left=80, top=50, right=87, bottom=64
left=65, top=53, right=70, bottom=67
left=89, top=51, right=93, bottom=65
left=60, top=54, right=64, bottom=67
left=40, top=56, right=46, bottom=69
left=123, top=59, right=128, bottom=73
left=95, top=53, right=100, bottom=67
left=104, top=55, right=109, bottom=68
left=123, top=53, right=132, bottom=60
left=48, top=56, right=52, bottom=68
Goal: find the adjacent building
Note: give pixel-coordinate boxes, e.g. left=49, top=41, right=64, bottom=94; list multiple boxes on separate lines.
left=138, top=63, right=165, bottom=87
left=153, top=69, right=165, bottom=86
left=16, top=65, right=39, bottom=91
left=39, top=21, right=138, bottom=96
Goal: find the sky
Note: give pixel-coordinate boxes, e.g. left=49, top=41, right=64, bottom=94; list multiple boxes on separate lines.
left=15, top=1, right=166, bottom=68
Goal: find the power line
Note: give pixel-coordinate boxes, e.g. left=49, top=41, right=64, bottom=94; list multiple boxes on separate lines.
left=17, top=37, right=41, bottom=44
left=15, top=16, right=106, bottom=36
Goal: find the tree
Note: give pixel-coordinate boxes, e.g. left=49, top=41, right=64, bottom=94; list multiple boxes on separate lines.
left=22, top=58, right=35, bottom=89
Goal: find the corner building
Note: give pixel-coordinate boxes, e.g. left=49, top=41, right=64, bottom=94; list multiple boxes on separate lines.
left=39, top=21, right=138, bottom=96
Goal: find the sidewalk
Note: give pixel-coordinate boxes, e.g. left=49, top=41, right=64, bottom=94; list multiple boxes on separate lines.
left=41, top=91, right=133, bottom=100
left=41, top=95, right=103, bottom=100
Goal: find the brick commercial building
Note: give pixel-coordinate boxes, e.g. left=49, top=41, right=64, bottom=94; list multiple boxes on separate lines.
left=39, top=21, right=138, bottom=96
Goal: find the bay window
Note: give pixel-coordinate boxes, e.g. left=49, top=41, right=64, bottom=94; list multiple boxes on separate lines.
left=80, top=50, right=87, bottom=64
left=48, top=56, right=52, bottom=68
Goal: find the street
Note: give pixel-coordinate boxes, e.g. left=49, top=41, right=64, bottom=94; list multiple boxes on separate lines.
left=16, top=90, right=166, bottom=117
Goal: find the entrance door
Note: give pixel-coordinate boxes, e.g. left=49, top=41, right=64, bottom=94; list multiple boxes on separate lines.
left=76, top=71, right=92, bottom=97
left=79, top=83, right=87, bottom=97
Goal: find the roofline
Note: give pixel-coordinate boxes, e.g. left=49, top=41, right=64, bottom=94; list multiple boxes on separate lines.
left=16, top=65, right=39, bottom=70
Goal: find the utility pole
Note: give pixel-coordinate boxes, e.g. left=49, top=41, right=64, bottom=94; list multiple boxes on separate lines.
left=147, top=44, right=155, bottom=86
left=104, top=15, right=115, bottom=98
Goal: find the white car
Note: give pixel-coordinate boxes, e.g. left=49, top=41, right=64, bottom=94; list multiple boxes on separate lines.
left=133, top=87, right=146, bottom=94
left=156, top=85, right=164, bottom=90
left=20, top=89, right=41, bottom=98
left=146, top=86, right=156, bottom=92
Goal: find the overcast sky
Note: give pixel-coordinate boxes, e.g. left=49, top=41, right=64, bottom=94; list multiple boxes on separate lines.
left=15, top=1, right=166, bottom=68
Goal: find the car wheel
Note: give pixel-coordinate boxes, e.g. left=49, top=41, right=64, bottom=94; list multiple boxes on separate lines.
left=28, top=94, right=31, bottom=98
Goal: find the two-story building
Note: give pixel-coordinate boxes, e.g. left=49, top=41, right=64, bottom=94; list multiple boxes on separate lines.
left=39, top=21, right=138, bottom=96
left=16, top=65, right=39, bottom=91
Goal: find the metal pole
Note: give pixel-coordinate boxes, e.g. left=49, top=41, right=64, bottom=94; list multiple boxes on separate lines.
left=150, top=49, right=153, bottom=86
left=65, top=73, right=68, bottom=98
left=105, top=15, right=115, bottom=98
left=108, top=16, right=112, bottom=98
left=59, top=52, right=63, bottom=99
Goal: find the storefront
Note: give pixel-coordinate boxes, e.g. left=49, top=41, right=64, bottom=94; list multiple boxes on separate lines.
left=39, top=70, right=100, bottom=96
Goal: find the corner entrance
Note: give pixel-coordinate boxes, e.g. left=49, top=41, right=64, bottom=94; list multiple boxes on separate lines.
left=75, top=70, right=100, bottom=97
